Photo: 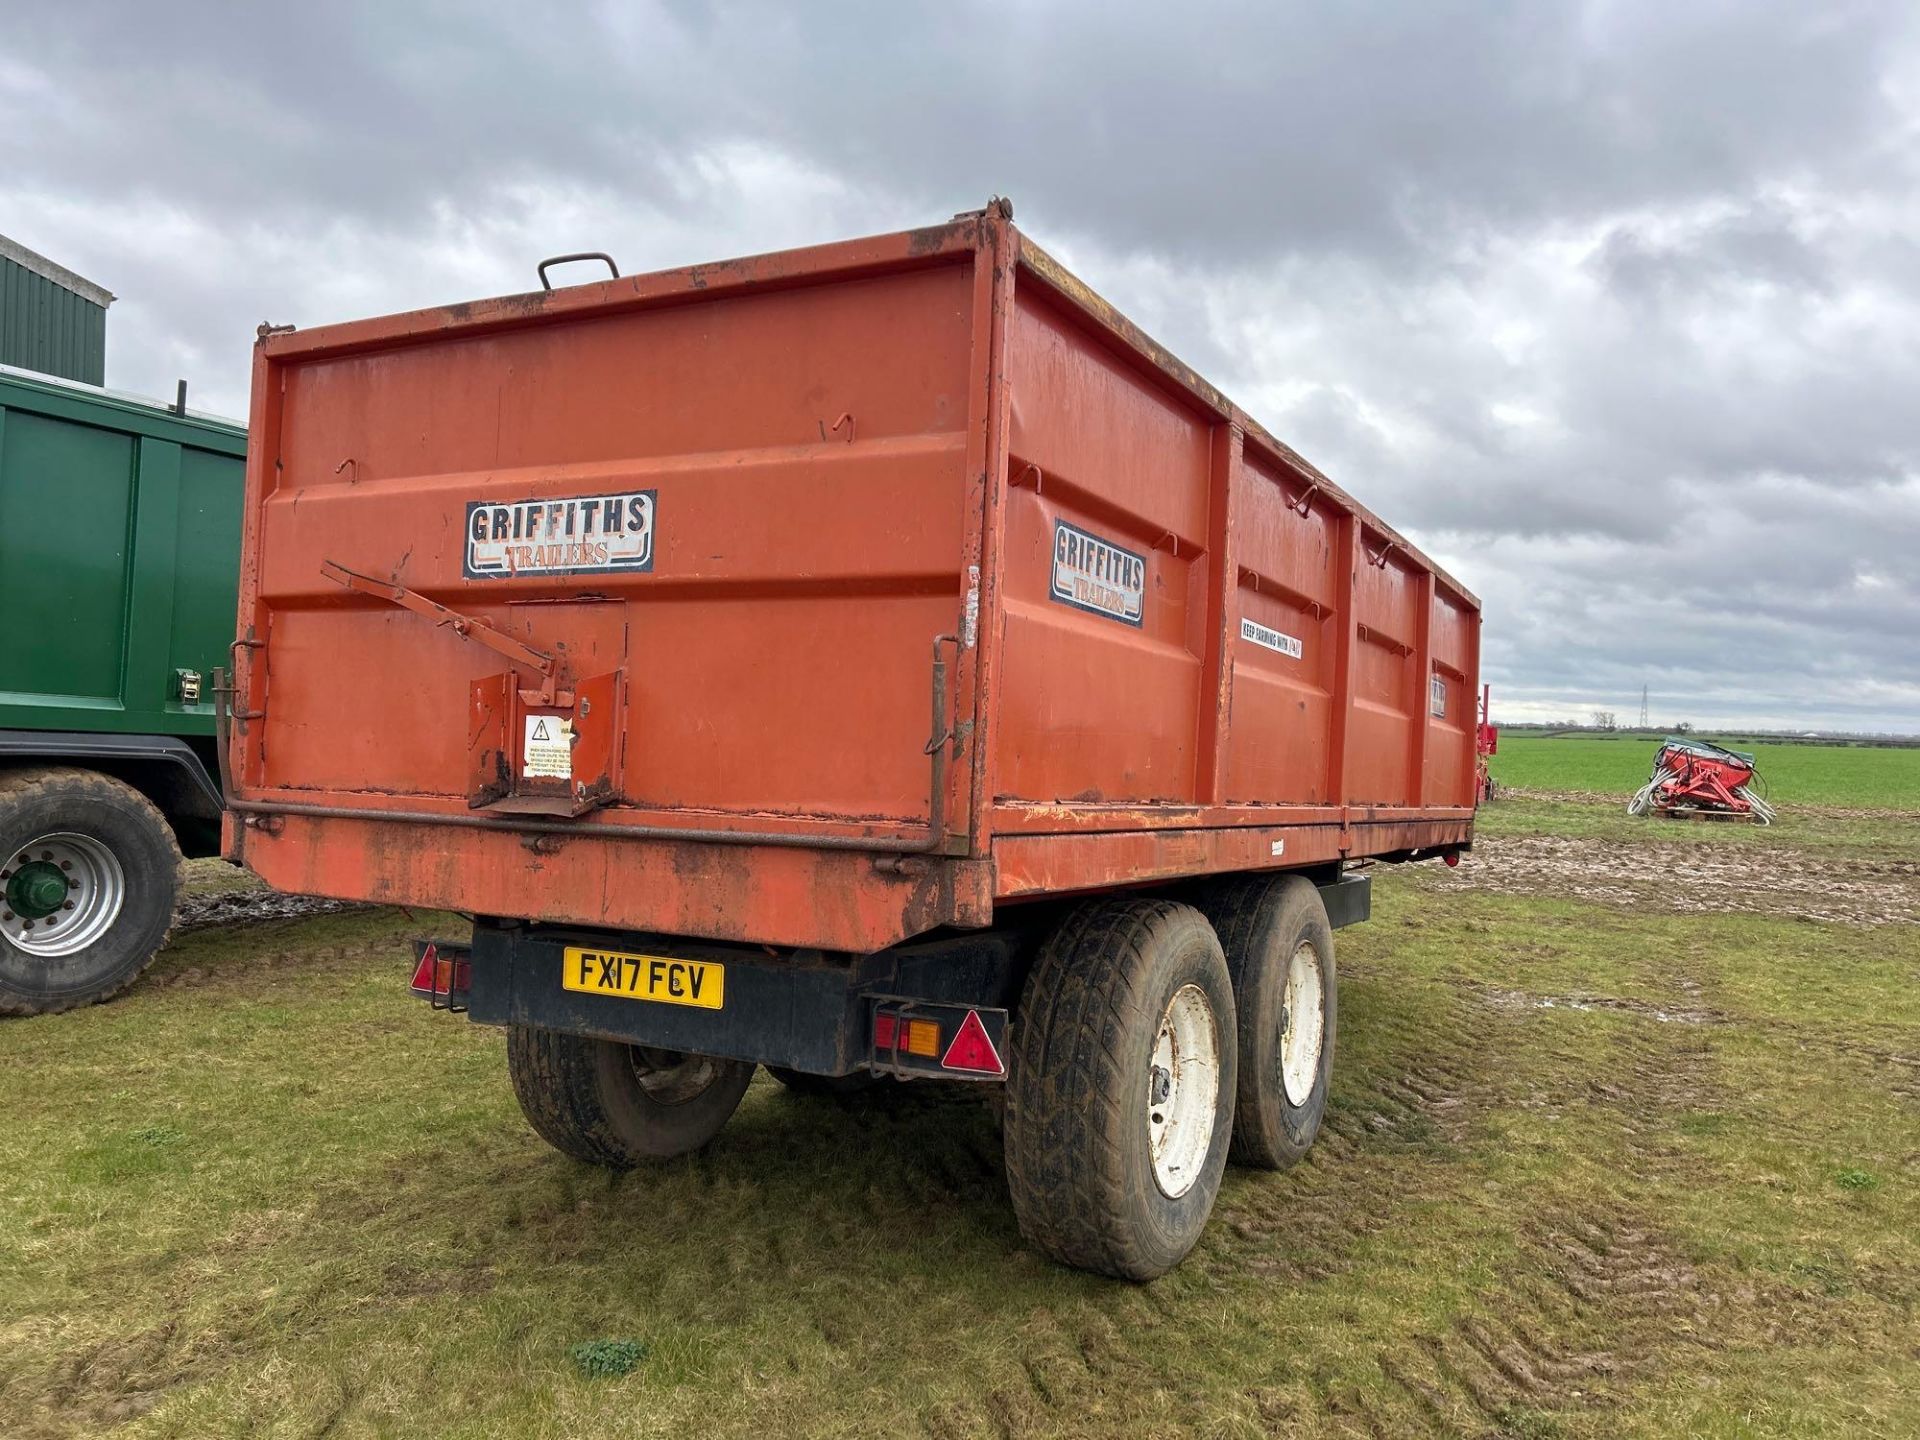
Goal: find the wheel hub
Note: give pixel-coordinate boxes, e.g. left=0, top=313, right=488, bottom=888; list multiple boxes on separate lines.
left=5, top=861, right=69, bottom=920
left=1147, top=983, right=1221, bottom=1200
left=1279, top=940, right=1326, bottom=1107
left=1150, top=1065, right=1172, bottom=1106
left=0, top=833, right=125, bottom=958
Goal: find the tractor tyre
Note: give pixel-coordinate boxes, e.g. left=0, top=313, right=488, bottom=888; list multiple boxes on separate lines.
left=0, top=768, right=182, bottom=1016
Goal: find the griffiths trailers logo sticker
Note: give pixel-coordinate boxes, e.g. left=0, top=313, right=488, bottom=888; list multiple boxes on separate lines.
left=464, top=490, right=656, bottom=579
left=1050, top=520, right=1145, bottom=627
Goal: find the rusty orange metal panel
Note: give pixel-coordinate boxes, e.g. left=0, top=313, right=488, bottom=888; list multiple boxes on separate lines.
left=1224, top=443, right=1341, bottom=804
left=994, top=824, right=1349, bottom=900
left=226, top=203, right=1479, bottom=945
left=242, top=258, right=976, bottom=828
left=236, top=813, right=993, bottom=952
left=993, top=284, right=1213, bottom=806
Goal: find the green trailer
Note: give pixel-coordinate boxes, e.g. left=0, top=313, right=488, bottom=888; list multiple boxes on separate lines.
left=0, top=364, right=244, bottom=1013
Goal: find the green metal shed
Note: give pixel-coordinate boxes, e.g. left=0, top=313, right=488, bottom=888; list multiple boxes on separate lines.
left=0, top=233, right=113, bottom=385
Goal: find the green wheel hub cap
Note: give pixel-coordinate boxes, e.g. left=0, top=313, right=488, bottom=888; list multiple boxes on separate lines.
left=6, top=861, right=70, bottom=920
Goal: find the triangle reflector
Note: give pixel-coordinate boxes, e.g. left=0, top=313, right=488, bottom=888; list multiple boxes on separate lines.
left=941, top=1010, right=1004, bottom=1076
left=409, top=944, right=440, bottom=993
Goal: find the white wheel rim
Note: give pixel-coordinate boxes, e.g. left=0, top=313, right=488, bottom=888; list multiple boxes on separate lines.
left=2, top=832, right=126, bottom=958
left=1280, top=940, right=1326, bottom=1107
left=1148, top=982, right=1220, bottom=1199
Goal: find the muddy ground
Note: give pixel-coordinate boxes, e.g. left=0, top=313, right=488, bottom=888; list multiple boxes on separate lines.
left=176, top=888, right=363, bottom=932
left=1430, top=833, right=1918, bottom=927
left=175, top=862, right=364, bottom=934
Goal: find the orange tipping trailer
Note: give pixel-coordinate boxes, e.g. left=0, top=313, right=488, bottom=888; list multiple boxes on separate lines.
left=223, top=200, right=1479, bottom=1278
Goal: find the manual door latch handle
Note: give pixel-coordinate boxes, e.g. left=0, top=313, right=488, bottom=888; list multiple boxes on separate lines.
left=319, top=559, right=567, bottom=703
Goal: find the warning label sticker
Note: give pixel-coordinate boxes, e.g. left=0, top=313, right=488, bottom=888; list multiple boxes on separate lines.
left=1050, top=520, right=1145, bottom=627
left=1240, top=617, right=1304, bottom=659
left=465, top=489, right=656, bottom=580
left=523, top=714, right=574, bottom=780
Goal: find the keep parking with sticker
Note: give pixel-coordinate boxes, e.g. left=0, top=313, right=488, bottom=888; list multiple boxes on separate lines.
left=1241, top=617, right=1304, bottom=659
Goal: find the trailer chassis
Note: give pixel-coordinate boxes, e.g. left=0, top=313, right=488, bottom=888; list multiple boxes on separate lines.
left=417, top=870, right=1369, bottom=1083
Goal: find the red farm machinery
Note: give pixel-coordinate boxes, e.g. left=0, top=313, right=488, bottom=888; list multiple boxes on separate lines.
left=1627, top=738, right=1776, bottom=824
left=1475, top=684, right=1499, bottom=803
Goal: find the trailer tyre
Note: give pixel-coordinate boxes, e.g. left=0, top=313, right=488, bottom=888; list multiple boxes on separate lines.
left=1004, top=899, right=1236, bottom=1281
left=1198, top=874, right=1336, bottom=1169
left=506, top=1027, right=754, bottom=1165
left=0, top=768, right=182, bottom=1017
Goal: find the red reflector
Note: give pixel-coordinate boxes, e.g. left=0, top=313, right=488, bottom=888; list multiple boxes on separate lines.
left=940, top=1010, right=1004, bottom=1076
left=873, top=1012, right=897, bottom=1049
left=1443, top=851, right=1462, bottom=868
left=410, top=944, right=469, bottom=998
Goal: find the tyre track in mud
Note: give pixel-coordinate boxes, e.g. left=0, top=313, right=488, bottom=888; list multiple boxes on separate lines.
left=1210, top=980, right=1501, bottom=1287
left=1341, top=993, right=1740, bottom=1434
left=915, top=977, right=1592, bottom=1436
left=175, top=888, right=365, bottom=934
left=1361, top=1210, right=1729, bottom=1437
left=910, top=988, right=1518, bottom=1438
left=1334, top=966, right=1854, bottom=1438
left=1430, top=832, right=1919, bottom=926
left=918, top=1292, right=1172, bottom=1440
left=929, top=969, right=1773, bottom=1439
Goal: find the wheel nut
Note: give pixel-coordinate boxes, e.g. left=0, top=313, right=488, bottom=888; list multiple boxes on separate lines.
left=59, top=860, right=72, bottom=871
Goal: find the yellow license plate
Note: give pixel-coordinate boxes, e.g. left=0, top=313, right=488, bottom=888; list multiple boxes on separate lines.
left=561, top=947, right=724, bottom=1009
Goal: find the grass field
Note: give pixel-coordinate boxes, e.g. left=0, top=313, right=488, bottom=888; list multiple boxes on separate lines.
left=3, top=782, right=1917, bottom=1437
left=1489, top=734, right=1920, bottom=810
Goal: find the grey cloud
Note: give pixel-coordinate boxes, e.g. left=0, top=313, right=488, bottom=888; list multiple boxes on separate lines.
left=2, top=0, right=1916, bottom=729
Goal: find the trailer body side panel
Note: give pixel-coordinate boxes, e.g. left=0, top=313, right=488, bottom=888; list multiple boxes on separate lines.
left=228, top=211, right=1477, bottom=950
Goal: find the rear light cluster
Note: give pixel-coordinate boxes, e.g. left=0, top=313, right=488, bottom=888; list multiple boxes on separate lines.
left=872, top=1011, right=941, bottom=1058
left=409, top=941, right=471, bottom=1010
left=871, top=1005, right=1005, bottom=1077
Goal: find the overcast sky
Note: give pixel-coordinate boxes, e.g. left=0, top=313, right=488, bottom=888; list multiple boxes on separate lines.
left=5, top=1, right=1916, bottom=731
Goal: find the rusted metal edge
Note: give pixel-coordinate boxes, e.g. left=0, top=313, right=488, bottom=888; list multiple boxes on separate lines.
left=991, top=823, right=1350, bottom=899
left=221, top=797, right=945, bottom=853
left=994, top=801, right=1348, bottom=835
left=992, top=803, right=1474, bottom=836
left=964, top=203, right=1019, bottom=861
left=252, top=217, right=989, bottom=365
